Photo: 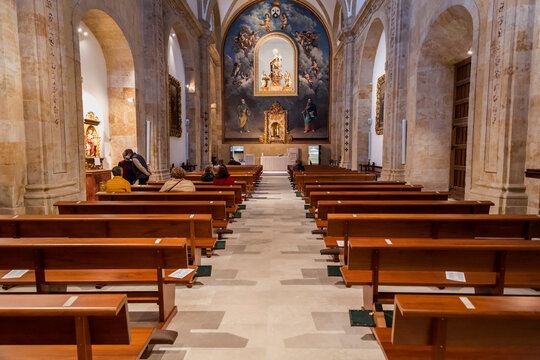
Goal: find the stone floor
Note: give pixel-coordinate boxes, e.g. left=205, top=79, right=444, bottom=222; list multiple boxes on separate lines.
left=148, top=173, right=385, bottom=359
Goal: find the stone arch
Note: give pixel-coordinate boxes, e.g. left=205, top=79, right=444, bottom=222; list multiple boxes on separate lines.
left=76, top=9, right=137, bottom=167
left=354, top=17, right=386, bottom=168
left=408, top=2, right=479, bottom=192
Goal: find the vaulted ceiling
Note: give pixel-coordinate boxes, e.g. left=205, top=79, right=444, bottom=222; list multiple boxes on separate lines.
left=185, top=0, right=369, bottom=36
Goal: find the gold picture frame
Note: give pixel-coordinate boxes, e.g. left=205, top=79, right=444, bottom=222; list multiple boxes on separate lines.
left=259, top=101, right=292, bottom=143
left=253, top=32, right=298, bottom=97
left=375, top=74, right=385, bottom=135
left=168, top=74, right=182, bottom=137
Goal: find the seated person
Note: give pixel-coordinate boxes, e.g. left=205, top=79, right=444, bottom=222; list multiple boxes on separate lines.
left=213, top=165, right=240, bottom=203
left=160, top=167, right=196, bottom=192
left=227, top=157, right=241, bottom=165
left=200, top=166, right=215, bottom=182
left=105, top=166, right=132, bottom=193
left=293, top=160, right=305, bottom=171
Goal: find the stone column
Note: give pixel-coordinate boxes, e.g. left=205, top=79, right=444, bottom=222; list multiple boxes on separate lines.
left=380, top=0, right=409, bottom=181
left=468, top=0, right=533, bottom=213
left=17, top=0, right=82, bottom=214
left=197, top=26, right=212, bottom=170
left=339, top=31, right=356, bottom=169
left=0, top=0, right=26, bottom=214
left=142, top=0, right=169, bottom=180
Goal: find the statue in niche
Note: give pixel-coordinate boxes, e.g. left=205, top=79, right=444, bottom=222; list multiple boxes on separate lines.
left=269, top=49, right=283, bottom=91
left=283, top=71, right=292, bottom=91
left=271, top=122, right=281, bottom=138
left=83, top=112, right=104, bottom=170
left=86, top=127, right=98, bottom=157
left=261, top=71, right=270, bottom=91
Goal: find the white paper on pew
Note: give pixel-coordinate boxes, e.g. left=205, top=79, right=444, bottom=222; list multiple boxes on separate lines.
left=63, top=296, right=78, bottom=307
left=460, top=296, right=475, bottom=309
left=446, top=271, right=466, bottom=282
left=353, top=214, right=357, bottom=218
left=155, top=238, right=162, bottom=244
left=190, top=214, right=195, bottom=218
left=12, top=215, right=18, bottom=219
left=337, top=200, right=342, bottom=204
left=2, top=270, right=29, bottom=279
left=337, top=240, right=344, bottom=247
left=385, top=239, right=392, bottom=245
left=210, top=201, right=214, bottom=204
left=168, top=268, right=194, bottom=279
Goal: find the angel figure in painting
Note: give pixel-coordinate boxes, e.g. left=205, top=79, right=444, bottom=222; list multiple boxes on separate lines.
left=237, top=98, right=251, bottom=133
left=280, top=13, right=288, bottom=30
left=260, top=13, right=271, bottom=32
left=302, top=98, right=317, bottom=133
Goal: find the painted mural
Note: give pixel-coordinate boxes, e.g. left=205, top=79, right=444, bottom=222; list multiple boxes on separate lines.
left=223, top=0, right=330, bottom=142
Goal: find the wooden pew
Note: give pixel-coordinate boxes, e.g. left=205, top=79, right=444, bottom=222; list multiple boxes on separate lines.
left=309, top=191, right=450, bottom=208
left=342, top=237, right=540, bottom=306
left=55, top=200, right=230, bottom=241
left=304, top=184, right=423, bottom=200
left=373, top=294, right=540, bottom=359
left=96, top=191, right=235, bottom=207
left=147, top=180, right=250, bottom=198
left=0, top=237, right=195, bottom=327
left=0, top=214, right=214, bottom=265
left=130, top=184, right=244, bottom=203
left=325, top=214, right=540, bottom=265
left=295, top=173, right=376, bottom=191
left=0, top=294, right=154, bottom=360
left=315, top=200, right=494, bottom=228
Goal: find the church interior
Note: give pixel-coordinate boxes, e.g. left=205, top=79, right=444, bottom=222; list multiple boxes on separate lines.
left=1, top=0, right=540, bottom=359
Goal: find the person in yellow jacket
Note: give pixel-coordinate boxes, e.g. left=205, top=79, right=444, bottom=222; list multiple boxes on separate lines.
left=105, top=166, right=132, bottom=193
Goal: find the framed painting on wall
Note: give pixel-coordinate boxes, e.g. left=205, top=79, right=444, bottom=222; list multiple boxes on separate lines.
left=168, top=74, right=182, bottom=137
left=375, top=74, right=385, bottom=135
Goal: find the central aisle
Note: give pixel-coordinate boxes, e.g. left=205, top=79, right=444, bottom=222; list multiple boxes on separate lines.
left=154, top=173, right=385, bottom=359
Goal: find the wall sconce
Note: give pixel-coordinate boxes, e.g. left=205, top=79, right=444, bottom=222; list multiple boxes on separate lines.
left=127, top=97, right=134, bottom=103
left=187, top=84, right=196, bottom=93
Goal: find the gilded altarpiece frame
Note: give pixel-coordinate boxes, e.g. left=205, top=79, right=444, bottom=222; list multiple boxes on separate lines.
left=375, top=74, right=385, bottom=135
left=168, top=74, right=182, bottom=137
left=259, top=101, right=292, bottom=143
left=254, top=33, right=298, bottom=97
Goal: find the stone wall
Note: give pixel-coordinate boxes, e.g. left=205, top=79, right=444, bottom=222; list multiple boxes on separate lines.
left=335, top=0, right=540, bottom=214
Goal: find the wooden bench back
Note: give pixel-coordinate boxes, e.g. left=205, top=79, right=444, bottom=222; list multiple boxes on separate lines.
left=0, top=237, right=188, bottom=271
left=310, top=191, right=450, bottom=207
left=0, top=214, right=213, bottom=239
left=304, top=184, right=422, bottom=198
left=185, top=174, right=255, bottom=185
left=130, top=185, right=243, bottom=199
left=147, top=181, right=249, bottom=195
left=295, top=174, right=377, bottom=189
left=56, top=201, right=227, bottom=220
left=348, top=238, right=540, bottom=279
left=317, top=200, right=493, bottom=220
left=392, top=294, right=540, bottom=351
left=0, top=294, right=132, bottom=347
left=327, top=214, right=540, bottom=239
left=96, top=191, right=235, bottom=206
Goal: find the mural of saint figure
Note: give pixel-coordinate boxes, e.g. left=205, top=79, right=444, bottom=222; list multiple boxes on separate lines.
left=302, top=98, right=317, bottom=133
left=237, top=98, right=251, bottom=133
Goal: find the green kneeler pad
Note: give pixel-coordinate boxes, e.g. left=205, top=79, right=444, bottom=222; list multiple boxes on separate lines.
left=306, top=213, right=315, bottom=219
left=195, top=265, right=212, bottom=277
left=238, top=204, right=246, bottom=210
left=296, top=192, right=302, bottom=197
left=233, top=212, right=242, bottom=218
left=304, top=204, right=311, bottom=210
left=349, top=309, right=394, bottom=327
left=213, top=240, right=226, bottom=250
left=327, top=265, right=342, bottom=277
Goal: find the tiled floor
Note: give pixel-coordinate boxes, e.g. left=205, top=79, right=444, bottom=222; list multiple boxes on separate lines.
left=148, top=173, right=385, bottom=359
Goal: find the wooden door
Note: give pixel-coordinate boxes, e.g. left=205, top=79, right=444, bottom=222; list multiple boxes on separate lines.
left=449, top=58, right=471, bottom=200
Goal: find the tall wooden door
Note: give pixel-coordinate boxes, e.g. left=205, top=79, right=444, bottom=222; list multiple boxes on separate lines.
left=449, top=58, right=471, bottom=200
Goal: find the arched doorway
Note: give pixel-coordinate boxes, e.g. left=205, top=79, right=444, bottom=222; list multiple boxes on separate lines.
left=408, top=5, right=476, bottom=196
left=78, top=9, right=137, bottom=169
